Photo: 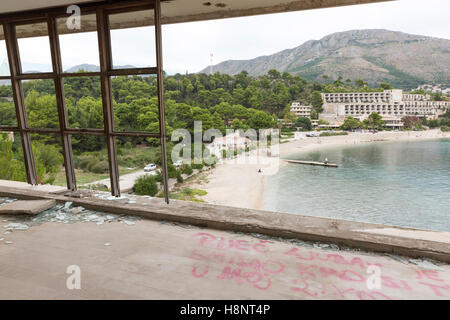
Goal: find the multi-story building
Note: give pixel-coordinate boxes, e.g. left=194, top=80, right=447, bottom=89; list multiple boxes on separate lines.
left=290, top=102, right=312, bottom=118
left=319, top=89, right=450, bottom=128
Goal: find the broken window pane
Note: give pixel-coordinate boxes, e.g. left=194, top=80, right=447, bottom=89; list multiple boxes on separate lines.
left=64, top=76, right=103, bottom=129
left=70, top=134, right=110, bottom=191
left=16, top=22, right=53, bottom=73
left=22, top=79, right=58, bottom=129
left=0, top=133, right=26, bottom=182
left=0, top=80, right=16, bottom=126
left=109, top=9, right=156, bottom=69
left=117, top=137, right=163, bottom=197
left=111, top=74, right=159, bottom=132
left=30, top=133, right=63, bottom=185
left=57, top=14, right=100, bottom=73
left=0, top=25, right=10, bottom=76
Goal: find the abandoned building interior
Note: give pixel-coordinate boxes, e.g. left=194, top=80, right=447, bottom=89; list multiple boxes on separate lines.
left=0, top=0, right=450, bottom=300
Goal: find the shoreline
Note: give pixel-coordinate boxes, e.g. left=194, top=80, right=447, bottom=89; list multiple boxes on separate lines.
left=190, top=129, right=449, bottom=210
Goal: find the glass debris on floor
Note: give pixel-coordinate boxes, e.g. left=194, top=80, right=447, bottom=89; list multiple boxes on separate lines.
left=0, top=197, right=445, bottom=271
left=0, top=197, right=141, bottom=233
left=90, top=192, right=154, bottom=205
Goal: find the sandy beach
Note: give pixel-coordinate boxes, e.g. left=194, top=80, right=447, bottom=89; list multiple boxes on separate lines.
left=189, top=129, right=449, bottom=210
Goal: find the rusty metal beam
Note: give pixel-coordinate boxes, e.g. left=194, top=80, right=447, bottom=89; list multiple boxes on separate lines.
left=61, top=67, right=157, bottom=78
left=108, top=67, right=157, bottom=76
left=24, top=128, right=60, bottom=134
left=0, top=126, right=19, bottom=132
left=48, top=16, right=76, bottom=191
left=155, top=0, right=169, bottom=204
left=64, top=128, right=105, bottom=136
left=97, top=8, right=121, bottom=197
left=0, top=127, right=161, bottom=138
left=61, top=72, right=101, bottom=78
left=112, top=131, right=160, bottom=138
left=14, top=73, right=54, bottom=80
left=0, top=1, right=156, bottom=23
left=3, top=22, right=37, bottom=185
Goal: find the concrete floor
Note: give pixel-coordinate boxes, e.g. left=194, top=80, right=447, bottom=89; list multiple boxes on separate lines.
left=1, top=216, right=449, bottom=299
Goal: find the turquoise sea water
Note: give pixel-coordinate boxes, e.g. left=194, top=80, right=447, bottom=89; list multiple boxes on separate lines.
left=262, top=139, right=450, bottom=232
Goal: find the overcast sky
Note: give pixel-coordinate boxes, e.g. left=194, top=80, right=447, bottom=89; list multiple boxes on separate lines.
left=2, top=0, right=450, bottom=74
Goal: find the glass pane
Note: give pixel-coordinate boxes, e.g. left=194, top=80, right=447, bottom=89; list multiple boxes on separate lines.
left=109, top=9, right=156, bottom=68
left=111, top=75, right=158, bottom=132
left=30, top=133, right=64, bottom=185
left=16, top=22, right=52, bottom=73
left=0, top=25, right=10, bottom=76
left=22, top=79, right=58, bottom=129
left=117, top=137, right=161, bottom=196
left=0, top=133, right=26, bottom=182
left=64, top=76, right=103, bottom=129
left=57, top=14, right=100, bottom=73
left=65, top=135, right=110, bottom=191
left=0, top=80, right=16, bottom=126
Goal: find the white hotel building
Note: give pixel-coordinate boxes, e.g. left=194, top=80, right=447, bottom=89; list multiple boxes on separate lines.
left=319, top=89, right=450, bottom=128
left=290, top=102, right=312, bottom=118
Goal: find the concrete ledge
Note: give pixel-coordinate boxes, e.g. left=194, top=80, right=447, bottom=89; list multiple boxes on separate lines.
left=1, top=185, right=449, bottom=263
left=0, top=199, right=56, bottom=215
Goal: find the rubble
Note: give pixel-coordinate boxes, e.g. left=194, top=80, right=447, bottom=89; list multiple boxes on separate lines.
left=0, top=197, right=141, bottom=231
left=409, top=258, right=443, bottom=271
left=4, top=223, right=29, bottom=231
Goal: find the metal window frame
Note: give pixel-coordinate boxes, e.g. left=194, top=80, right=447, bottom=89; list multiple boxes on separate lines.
left=0, top=0, right=170, bottom=203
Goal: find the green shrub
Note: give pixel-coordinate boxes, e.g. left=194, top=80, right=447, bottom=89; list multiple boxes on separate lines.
left=86, top=158, right=98, bottom=172
left=441, top=126, right=450, bottom=132
left=428, top=120, right=440, bottom=128
left=192, top=163, right=204, bottom=170
left=154, top=171, right=163, bottom=182
left=167, top=163, right=177, bottom=178
left=176, top=171, right=183, bottom=183
left=133, top=174, right=158, bottom=196
left=319, top=131, right=348, bottom=137
left=90, top=160, right=109, bottom=174
left=182, top=165, right=193, bottom=175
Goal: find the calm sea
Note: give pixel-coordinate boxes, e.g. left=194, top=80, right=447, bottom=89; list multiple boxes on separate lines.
left=263, top=139, right=450, bottom=232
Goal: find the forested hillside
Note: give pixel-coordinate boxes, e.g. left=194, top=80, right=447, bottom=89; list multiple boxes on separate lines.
left=1, top=70, right=321, bottom=153
left=0, top=70, right=448, bottom=186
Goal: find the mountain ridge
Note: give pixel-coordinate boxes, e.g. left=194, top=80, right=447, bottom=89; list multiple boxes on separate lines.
left=200, top=29, right=450, bottom=89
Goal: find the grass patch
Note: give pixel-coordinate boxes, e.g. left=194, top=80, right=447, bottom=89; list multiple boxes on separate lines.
left=160, top=187, right=208, bottom=203
left=53, top=167, right=142, bottom=186
left=319, top=131, right=349, bottom=137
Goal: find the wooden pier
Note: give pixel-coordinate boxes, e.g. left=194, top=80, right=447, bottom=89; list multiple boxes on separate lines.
left=286, top=160, right=339, bottom=168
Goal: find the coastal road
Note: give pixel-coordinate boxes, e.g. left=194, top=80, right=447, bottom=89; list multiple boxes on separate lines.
left=83, top=169, right=153, bottom=193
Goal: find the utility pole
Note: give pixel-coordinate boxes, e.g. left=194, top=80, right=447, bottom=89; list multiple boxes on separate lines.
left=210, top=53, right=213, bottom=75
